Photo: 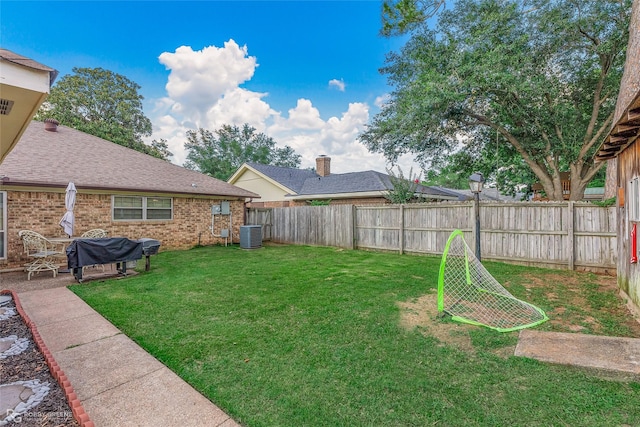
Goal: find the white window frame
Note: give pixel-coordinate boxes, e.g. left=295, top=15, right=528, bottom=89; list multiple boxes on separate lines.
left=112, top=195, right=173, bottom=221
left=630, top=177, right=640, bottom=222
left=0, top=192, right=5, bottom=259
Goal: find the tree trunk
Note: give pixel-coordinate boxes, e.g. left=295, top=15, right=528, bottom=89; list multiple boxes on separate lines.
left=603, top=158, right=617, bottom=199
left=570, top=178, right=590, bottom=202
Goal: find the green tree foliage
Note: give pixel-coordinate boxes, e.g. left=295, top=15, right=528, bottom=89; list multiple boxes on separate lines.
left=184, top=124, right=301, bottom=181
left=362, top=0, right=631, bottom=200
left=381, top=0, right=445, bottom=36
left=150, top=139, right=173, bottom=161
left=35, top=67, right=171, bottom=160
left=422, top=127, right=537, bottom=195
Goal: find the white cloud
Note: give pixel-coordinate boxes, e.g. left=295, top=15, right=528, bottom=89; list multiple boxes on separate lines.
left=328, top=78, right=346, bottom=92
left=205, top=88, right=275, bottom=132
left=374, top=94, right=390, bottom=108
left=157, top=41, right=259, bottom=125
left=148, top=40, right=420, bottom=176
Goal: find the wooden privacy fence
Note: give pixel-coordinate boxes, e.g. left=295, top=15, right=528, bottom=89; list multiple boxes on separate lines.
left=246, top=202, right=616, bottom=273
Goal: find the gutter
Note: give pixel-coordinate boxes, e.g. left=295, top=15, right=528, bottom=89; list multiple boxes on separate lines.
left=0, top=179, right=260, bottom=199
left=285, top=190, right=459, bottom=201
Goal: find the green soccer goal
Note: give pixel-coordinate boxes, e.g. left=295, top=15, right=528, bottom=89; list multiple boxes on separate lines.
left=437, top=230, right=548, bottom=332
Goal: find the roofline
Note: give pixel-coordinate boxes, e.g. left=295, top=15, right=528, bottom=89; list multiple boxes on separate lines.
left=0, top=49, right=59, bottom=86
left=595, top=90, right=640, bottom=161
left=228, top=163, right=298, bottom=195
left=227, top=163, right=249, bottom=184
left=285, top=190, right=459, bottom=201
left=0, top=178, right=260, bottom=199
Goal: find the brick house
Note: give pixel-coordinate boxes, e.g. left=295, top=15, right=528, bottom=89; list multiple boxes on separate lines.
left=0, top=120, right=259, bottom=272
left=228, top=155, right=460, bottom=207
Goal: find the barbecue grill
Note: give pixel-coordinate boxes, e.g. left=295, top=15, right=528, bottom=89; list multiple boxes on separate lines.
left=138, top=238, right=161, bottom=271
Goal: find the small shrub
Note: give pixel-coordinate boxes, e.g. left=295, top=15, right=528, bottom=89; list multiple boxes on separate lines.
left=591, top=197, right=616, bottom=207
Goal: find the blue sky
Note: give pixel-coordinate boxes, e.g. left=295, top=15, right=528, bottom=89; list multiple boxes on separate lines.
left=2, top=0, right=426, bottom=174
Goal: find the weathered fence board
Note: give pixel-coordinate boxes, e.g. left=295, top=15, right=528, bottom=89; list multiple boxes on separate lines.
left=267, top=205, right=354, bottom=248
left=246, top=202, right=616, bottom=273
left=246, top=208, right=273, bottom=241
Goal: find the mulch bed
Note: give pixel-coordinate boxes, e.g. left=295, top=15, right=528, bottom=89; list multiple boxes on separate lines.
left=1, top=295, right=79, bottom=427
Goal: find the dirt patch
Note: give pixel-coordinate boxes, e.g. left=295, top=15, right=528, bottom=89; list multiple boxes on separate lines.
left=397, top=292, right=478, bottom=353
left=398, top=273, right=640, bottom=357
left=517, top=274, right=640, bottom=337
left=397, top=269, right=640, bottom=357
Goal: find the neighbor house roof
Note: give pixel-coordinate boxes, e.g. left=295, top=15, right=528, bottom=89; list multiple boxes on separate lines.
left=439, top=187, right=523, bottom=202
left=0, top=121, right=259, bottom=198
left=245, top=162, right=318, bottom=194
left=233, top=162, right=459, bottom=201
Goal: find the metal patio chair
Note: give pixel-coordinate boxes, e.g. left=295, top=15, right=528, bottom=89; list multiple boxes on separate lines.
left=80, top=228, right=109, bottom=274
left=18, top=230, right=65, bottom=280
left=81, top=228, right=108, bottom=238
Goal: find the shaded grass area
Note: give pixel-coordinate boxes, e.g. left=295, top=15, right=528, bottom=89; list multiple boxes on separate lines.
left=70, top=245, right=640, bottom=426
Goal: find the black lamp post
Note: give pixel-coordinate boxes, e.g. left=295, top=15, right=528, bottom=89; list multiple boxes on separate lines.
left=469, top=172, right=484, bottom=261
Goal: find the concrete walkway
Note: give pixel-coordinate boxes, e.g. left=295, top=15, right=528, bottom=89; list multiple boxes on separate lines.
left=515, top=329, right=640, bottom=377
left=13, top=279, right=240, bottom=427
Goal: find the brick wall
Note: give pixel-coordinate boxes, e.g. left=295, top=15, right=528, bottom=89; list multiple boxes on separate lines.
left=3, top=190, right=246, bottom=271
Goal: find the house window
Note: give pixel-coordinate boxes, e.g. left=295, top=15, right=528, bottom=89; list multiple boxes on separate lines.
left=0, top=192, right=5, bottom=259
left=630, top=177, right=640, bottom=222
left=112, top=196, right=172, bottom=221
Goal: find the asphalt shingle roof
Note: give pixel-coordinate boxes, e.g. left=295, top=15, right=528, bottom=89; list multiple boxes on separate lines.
left=0, top=121, right=259, bottom=198
left=246, top=163, right=317, bottom=194
left=246, top=162, right=457, bottom=199
left=297, top=170, right=392, bottom=195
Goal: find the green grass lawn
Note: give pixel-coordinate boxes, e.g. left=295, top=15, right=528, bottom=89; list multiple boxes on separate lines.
left=70, top=244, right=640, bottom=426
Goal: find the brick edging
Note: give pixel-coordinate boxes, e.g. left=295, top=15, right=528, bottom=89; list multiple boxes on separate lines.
left=1, top=289, right=94, bottom=427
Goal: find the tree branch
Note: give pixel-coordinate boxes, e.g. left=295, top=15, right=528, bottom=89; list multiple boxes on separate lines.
left=582, top=55, right=610, bottom=146
left=578, top=109, right=615, bottom=160
left=578, top=26, right=600, bottom=47
left=466, top=111, right=553, bottom=185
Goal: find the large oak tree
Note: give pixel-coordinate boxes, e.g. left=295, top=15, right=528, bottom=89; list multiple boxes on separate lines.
left=36, top=67, right=171, bottom=160
left=362, top=0, right=631, bottom=200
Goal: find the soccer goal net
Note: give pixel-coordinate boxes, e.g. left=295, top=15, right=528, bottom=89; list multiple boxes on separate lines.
left=438, top=230, right=548, bottom=332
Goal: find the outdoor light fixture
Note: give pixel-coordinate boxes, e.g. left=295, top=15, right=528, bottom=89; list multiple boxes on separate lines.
left=468, top=172, right=485, bottom=194
left=469, top=172, right=484, bottom=262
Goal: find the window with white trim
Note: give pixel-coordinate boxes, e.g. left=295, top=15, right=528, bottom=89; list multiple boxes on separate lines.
left=0, top=192, right=5, bottom=259
left=630, top=177, right=640, bottom=222
left=112, top=196, right=172, bottom=221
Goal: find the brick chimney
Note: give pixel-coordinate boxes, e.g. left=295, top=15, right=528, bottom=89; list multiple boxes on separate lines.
left=44, top=118, right=59, bottom=132
left=316, top=155, right=331, bottom=177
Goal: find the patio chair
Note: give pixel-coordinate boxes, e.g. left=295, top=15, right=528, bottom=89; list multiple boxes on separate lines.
left=80, top=228, right=109, bottom=274
left=81, top=229, right=108, bottom=238
left=18, top=230, right=66, bottom=280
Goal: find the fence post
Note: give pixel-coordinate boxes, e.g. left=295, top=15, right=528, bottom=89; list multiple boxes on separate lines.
left=399, top=204, right=404, bottom=255
left=568, top=201, right=575, bottom=270
left=469, top=201, right=477, bottom=255
left=352, top=204, right=357, bottom=249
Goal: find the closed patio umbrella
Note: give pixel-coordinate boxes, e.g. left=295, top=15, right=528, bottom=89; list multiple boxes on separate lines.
left=59, top=182, right=76, bottom=237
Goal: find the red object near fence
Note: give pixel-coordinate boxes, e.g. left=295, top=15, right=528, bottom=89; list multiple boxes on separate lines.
left=632, top=223, right=638, bottom=264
